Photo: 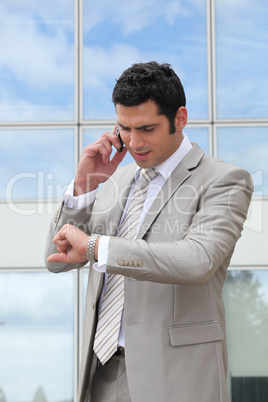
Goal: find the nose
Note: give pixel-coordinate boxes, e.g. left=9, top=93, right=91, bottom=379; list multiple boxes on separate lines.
left=129, top=130, right=145, bottom=150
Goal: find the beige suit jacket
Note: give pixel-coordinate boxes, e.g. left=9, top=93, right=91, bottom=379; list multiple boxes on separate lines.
left=45, top=144, right=253, bottom=402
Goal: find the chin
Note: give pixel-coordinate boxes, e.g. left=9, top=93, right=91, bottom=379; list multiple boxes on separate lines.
left=136, top=161, right=155, bottom=169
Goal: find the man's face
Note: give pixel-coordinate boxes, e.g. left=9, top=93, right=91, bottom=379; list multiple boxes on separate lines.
left=116, top=100, right=185, bottom=169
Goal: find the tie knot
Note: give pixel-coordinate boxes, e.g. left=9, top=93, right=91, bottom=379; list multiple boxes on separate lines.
left=138, top=168, right=159, bottom=186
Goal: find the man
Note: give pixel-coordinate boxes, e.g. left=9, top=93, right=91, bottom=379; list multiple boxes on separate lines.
left=45, top=61, right=253, bottom=402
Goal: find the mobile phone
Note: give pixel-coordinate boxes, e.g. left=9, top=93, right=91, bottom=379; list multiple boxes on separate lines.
left=115, top=126, right=124, bottom=153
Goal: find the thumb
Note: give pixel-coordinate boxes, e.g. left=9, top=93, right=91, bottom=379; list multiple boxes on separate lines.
left=47, top=252, right=68, bottom=263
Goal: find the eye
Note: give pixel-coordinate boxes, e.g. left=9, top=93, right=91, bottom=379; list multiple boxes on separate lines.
left=121, top=127, right=130, bottom=133
left=143, top=127, right=154, bottom=133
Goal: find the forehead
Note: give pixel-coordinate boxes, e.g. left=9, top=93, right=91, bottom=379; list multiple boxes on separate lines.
left=116, top=100, right=164, bottom=126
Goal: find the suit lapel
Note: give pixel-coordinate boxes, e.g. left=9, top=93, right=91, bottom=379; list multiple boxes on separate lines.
left=99, top=143, right=204, bottom=238
left=101, top=163, right=137, bottom=236
left=137, top=143, right=205, bottom=239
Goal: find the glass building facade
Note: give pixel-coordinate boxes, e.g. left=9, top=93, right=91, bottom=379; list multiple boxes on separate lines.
left=0, top=0, right=267, bottom=400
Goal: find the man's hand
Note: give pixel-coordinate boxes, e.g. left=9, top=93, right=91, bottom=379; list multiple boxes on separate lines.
left=74, top=124, right=128, bottom=195
left=47, top=224, right=99, bottom=264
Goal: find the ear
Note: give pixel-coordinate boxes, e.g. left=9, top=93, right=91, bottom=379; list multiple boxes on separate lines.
left=174, top=107, right=188, bottom=132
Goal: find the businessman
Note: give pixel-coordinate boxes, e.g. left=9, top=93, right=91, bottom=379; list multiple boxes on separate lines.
left=45, top=61, right=253, bottom=402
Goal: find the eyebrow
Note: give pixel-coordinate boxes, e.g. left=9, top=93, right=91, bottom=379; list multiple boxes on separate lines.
left=118, top=123, right=160, bottom=130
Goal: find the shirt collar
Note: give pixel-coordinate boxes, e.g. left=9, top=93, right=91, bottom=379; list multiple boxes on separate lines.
left=135, top=133, right=192, bottom=181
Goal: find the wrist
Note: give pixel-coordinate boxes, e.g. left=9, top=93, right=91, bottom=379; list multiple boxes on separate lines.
left=94, top=236, right=100, bottom=261
left=74, top=178, right=99, bottom=196
left=87, top=234, right=101, bottom=263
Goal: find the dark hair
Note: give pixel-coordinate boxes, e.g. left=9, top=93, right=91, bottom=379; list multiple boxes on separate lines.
left=112, top=61, right=186, bottom=134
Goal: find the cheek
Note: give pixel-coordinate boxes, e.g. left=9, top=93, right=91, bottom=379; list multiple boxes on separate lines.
left=120, top=132, right=128, bottom=144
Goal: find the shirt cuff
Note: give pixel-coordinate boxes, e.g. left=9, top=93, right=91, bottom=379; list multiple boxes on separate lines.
left=92, top=235, right=110, bottom=273
left=63, top=179, right=99, bottom=209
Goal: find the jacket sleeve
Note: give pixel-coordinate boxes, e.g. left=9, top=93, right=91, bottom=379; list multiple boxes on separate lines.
left=105, top=168, right=253, bottom=285
left=44, top=201, right=94, bottom=273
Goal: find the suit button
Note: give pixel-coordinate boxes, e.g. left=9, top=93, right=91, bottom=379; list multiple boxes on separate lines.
left=133, top=260, right=138, bottom=267
left=118, top=259, right=124, bottom=266
left=128, top=260, right=133, bottom=266
left=138, top=260, right=143, bottom=267
left=123, top=260, right=129, bottom=266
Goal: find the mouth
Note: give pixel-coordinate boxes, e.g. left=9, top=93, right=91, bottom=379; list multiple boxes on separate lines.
left=133, top=151, right=151, bottom=161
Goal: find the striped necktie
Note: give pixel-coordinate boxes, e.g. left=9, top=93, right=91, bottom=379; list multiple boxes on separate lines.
left=93, top=168, right=159, bottom=365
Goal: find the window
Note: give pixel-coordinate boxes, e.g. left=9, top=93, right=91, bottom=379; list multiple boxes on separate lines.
left=223, top=270, right=268, bottom=399
left=1, top=1, right=267, bottom=400
left=0, top=0, right=75, bottom=122
left=0, top=271, right=74, bottom=401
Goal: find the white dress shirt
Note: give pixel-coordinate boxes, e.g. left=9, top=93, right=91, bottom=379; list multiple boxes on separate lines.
left=64, top=133, right=192, bottom=347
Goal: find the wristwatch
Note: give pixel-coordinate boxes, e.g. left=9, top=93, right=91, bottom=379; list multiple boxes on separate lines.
left=87, top=234, right=100, bottom=262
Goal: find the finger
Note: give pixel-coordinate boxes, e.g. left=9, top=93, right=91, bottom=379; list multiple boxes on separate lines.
left=53, top=224, right=78, bottom=252
left=111, top=123, right=117, bottom=134
left=101, top=129, right=122, bottom=152
left=89, top=139, right=112, bottom=157
left=98, top=141, right=114, bottom=163
left=110, top=146, right=128, bottom=167
left=56, top=239, right=70, bottom=253
left=89, top=136, right=114, bottom=163
left=52, top=229, right=69, bottom=248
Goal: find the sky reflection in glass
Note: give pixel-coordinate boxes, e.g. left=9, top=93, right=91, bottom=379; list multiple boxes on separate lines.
left=217, top=126, right=268, bottom=195
left=0, top=129, right=75, bottom=200
left=223, top=270, right=268, bottom=379
left=83, top=0, right=208, bottom=120
left=215, top=0, right=268, bottom=119
left=0, top=0, right=75, bottom=122
left=0, top=271, right=74, bottom=402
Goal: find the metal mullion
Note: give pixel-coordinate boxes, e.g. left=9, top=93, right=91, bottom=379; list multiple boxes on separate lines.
left=208, top=123, right=213, bottom=156
left=74, top=267, right=79, bottom=402
left=80, top=119, right=117, bottom=127
left=80, top=122, right=116, bottom=130
left=229, top=265, right=268, bottom=271
left=214, top=118, right=268, bottom=125
left=74, top=0, right=79, bottom=126
left=74, top=124, right=80, bottom=172
left=78, top=267, right=87, bottom=371
left=212, top=121, right=217, bottom=157
left=210, top=0, right=217, bottom=123
left=206, top=0, right=213, bottom=124
left=0, top=120, right=77, bottom=128
left=0, top=124, right=77, bottom=130
left=187, top=118, right=211, bottom=125
left=215, top=121, right=268, bottom=128
left=73, top=1, right=82, bottom=398
left=79, top=0, right=84, bottom=125
left=0, top=267, right=48, bottom=272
